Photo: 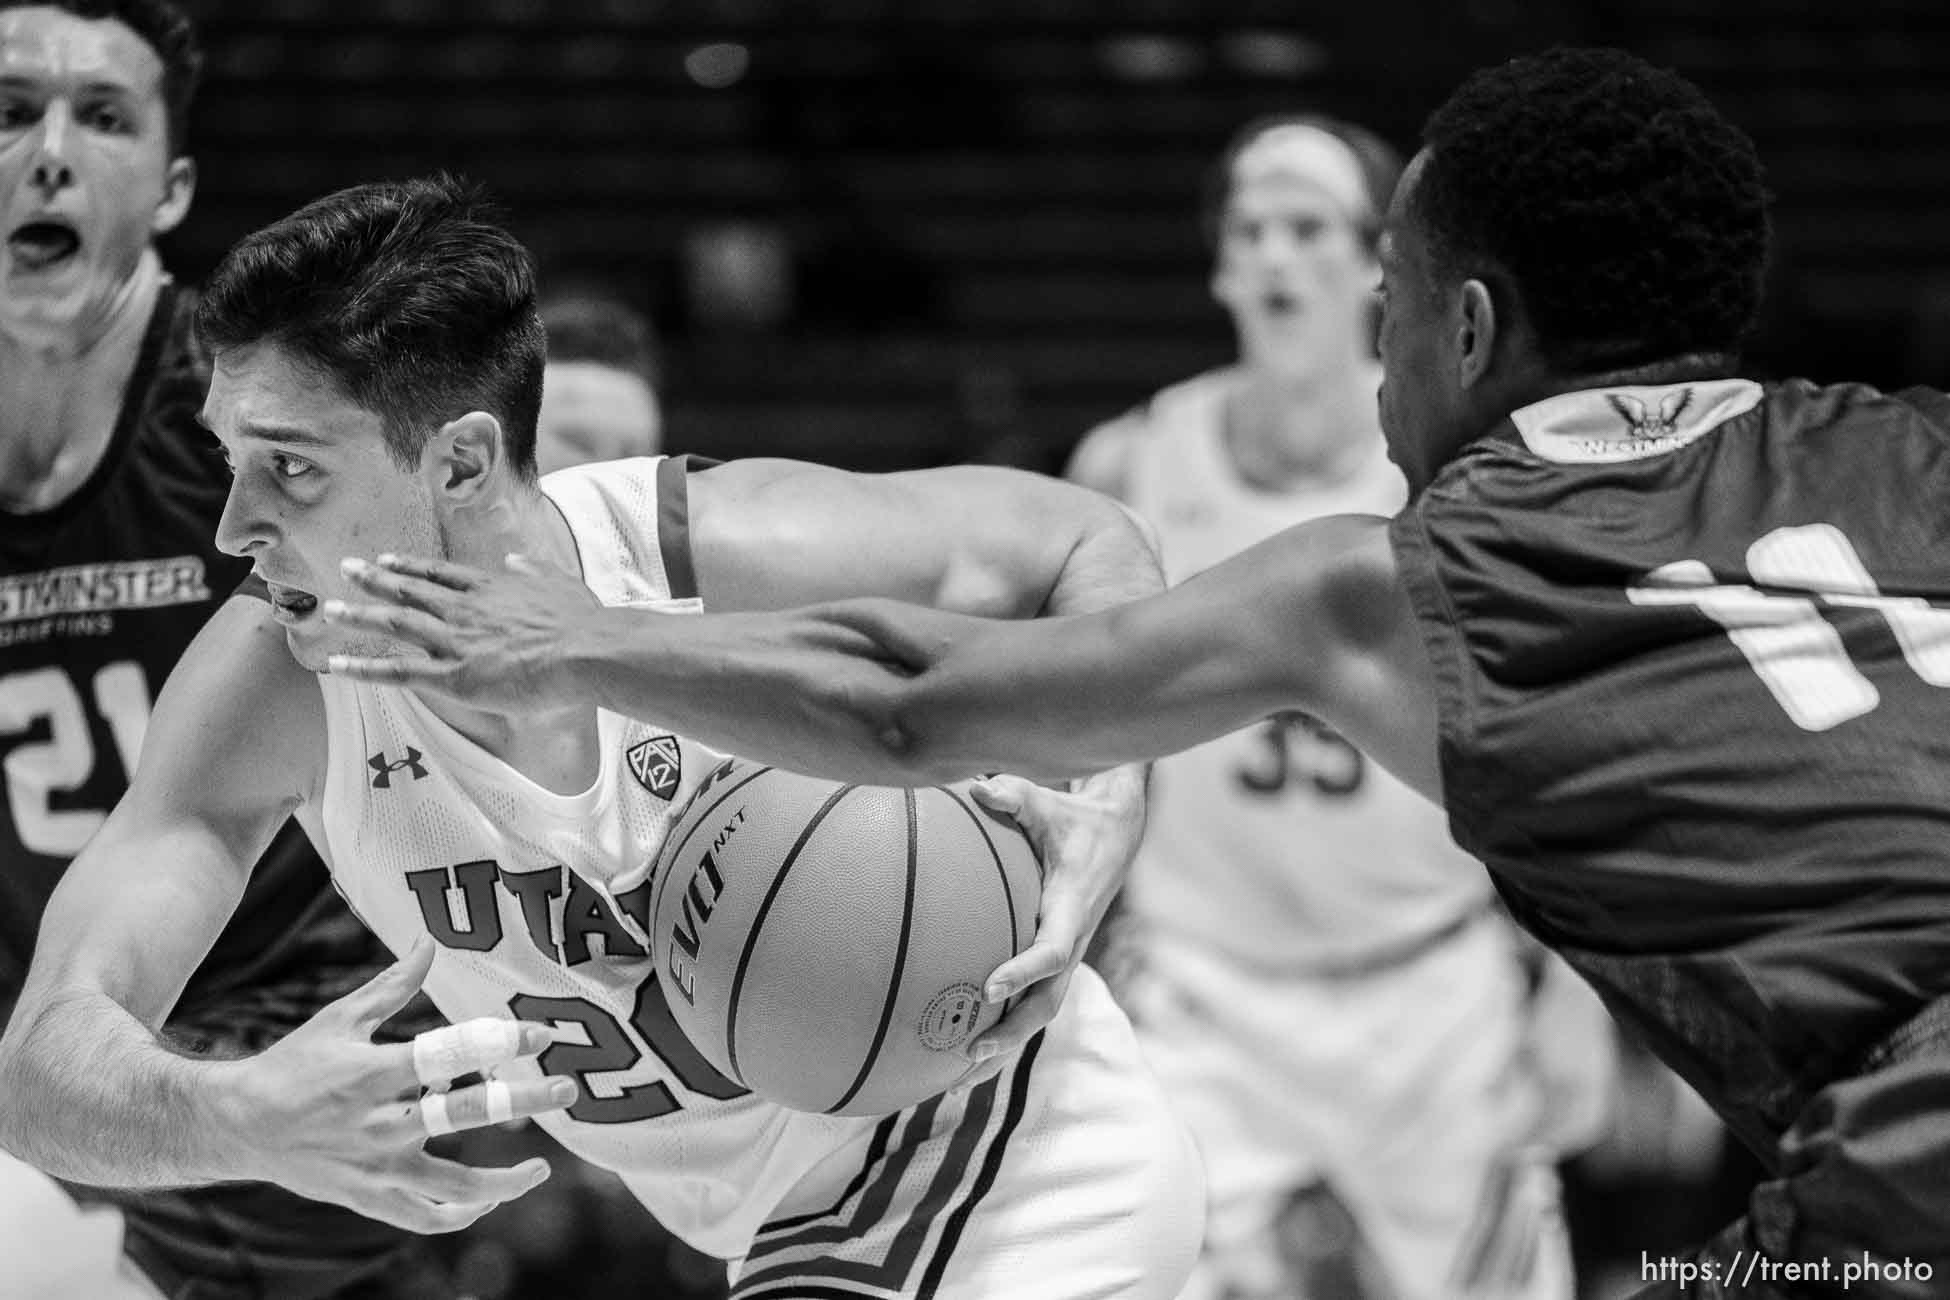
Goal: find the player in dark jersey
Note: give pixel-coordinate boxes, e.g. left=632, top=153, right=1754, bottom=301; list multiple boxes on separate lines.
left=0, top=3, right=444, bottom=1296
left=324, top=47, right=1950, bottom=1298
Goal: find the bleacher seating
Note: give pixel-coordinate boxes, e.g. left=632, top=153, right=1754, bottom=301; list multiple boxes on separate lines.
left=176, top=1, right=1950, bottom=469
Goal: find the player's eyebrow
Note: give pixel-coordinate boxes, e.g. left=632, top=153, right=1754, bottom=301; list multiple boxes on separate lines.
left=0, top=74, right=140, bottom=95
left=194, top=412, right=337, bottom=448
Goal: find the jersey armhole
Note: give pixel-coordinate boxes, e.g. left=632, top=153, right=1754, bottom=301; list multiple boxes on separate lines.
left=655, top=455, right=719, bottom=602
left=1386, top=508, right=1481, bottom=813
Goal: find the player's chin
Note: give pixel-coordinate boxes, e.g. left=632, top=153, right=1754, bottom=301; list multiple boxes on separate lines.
left=280, top=620, right=370, bottom=675
left=282, top=625, right=335, bottom=673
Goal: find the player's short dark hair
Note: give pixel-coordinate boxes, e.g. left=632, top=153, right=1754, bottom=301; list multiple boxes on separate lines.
left=1201, top=113, right=1403, bottom=253
left=197, top=175, right=547, bottom=480
left=541, top=294, right=660, bottom=390
left=1414, top=46, right=1771, bottom=371
left=3, top=0, right=203, bottom=153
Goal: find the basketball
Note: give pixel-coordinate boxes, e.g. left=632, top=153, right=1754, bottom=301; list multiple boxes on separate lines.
left=648, top=757, right=1044, bottom=1117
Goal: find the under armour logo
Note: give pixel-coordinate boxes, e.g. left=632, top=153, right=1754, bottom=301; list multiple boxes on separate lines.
left=1607, top=389, right=1694, bottom=439
left=626, top=735, right=683, bottom=800
left=369, top=747, right=428, bottom=789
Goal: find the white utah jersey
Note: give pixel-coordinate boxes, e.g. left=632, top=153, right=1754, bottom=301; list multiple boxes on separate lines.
left=314, top=457, right=871, bottom=1259
left=1115, top=370, right=1493, bottom=971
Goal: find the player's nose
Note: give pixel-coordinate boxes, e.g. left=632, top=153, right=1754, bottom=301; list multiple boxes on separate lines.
left=28, top=104, right=76, bottom=198
left=214, top=478, right=276, bottom=557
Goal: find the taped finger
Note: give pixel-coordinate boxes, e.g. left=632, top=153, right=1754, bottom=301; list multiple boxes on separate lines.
left=484, top=1078, right=513, bottom=1125
left=412, top=1019, right=528, bottom=1087
left=416, top=1076, right=576, bottom=1138
left=420, top=1090, right=455, bottom=1139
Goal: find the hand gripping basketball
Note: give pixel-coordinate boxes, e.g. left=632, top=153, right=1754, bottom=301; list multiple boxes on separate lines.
left=222, top=937, right=579, bottom=1233
left=962, top=767, right=1147, bottom=1076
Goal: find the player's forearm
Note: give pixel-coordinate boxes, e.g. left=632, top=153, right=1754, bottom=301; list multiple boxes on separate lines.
left=0, top=988, right=246, bottom=1188
left=573, top=605, right=953, bottom=786
left=1033, top=509, right=1161, bottom=790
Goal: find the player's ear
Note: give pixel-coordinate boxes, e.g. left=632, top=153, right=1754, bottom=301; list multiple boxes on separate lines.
left=1455, top=277, right=1497, bottom=390
left=152, top=157, right=196, bottom=236
left=432, top=411, right=503, bottom=502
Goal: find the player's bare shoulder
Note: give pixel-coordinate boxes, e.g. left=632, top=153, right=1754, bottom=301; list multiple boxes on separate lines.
left=1306, top=513, right=1411, bottom=656
left=136, top=592, right=329, bottom=816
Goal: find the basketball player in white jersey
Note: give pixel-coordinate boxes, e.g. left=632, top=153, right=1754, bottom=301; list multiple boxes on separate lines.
left=0, top=176, right=1203, bottom=1300
left=1067, top=117, right=1600, bottom=1300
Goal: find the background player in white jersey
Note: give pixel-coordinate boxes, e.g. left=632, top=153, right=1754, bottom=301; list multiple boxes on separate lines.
left=0, top=175, right=1201, bottom=1300
left=1068, top=114, right=1605, bottom=1300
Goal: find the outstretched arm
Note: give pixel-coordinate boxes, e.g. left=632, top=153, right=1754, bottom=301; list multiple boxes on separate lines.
left=717, top=512, right=1442, bottom=795
left=328, top=457, right=1168, bottom=783
left=327, top=508, right=1436, bottom=794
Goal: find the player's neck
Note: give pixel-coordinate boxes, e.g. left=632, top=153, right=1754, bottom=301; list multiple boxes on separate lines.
left=413, top=482, right=600, bottom=792
left=0, top=254, right=167, bottom=513
left=1222, top=358, right=1382, bottom=493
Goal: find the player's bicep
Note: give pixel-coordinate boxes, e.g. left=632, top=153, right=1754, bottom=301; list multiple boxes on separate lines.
left=24, top=596, right=323, bottom=1028
left=691, top=459, right=1109, bottom=616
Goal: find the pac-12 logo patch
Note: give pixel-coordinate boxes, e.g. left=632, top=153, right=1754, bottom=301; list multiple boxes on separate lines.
left=627, top=735, right=683, bottom=800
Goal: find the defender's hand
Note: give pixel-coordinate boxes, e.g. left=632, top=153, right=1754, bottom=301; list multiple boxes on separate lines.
left=321, top=553, right=605, bottom=711
left=224, top=938, right=577, bottom=1233
left=962, top=766, right=1147, bottom=1079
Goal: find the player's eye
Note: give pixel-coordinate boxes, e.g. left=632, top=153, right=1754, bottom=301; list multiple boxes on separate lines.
left=272, top=453, right=314, bottom=480
left=0, top=99, right=35, bottom=129
left=81, top=103, right=129, bottom=132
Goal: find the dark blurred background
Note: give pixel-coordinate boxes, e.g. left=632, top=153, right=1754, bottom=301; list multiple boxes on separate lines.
left=158, top=2, right=1947, bottom=1296
left=169, top=0, right=1950, bottom=480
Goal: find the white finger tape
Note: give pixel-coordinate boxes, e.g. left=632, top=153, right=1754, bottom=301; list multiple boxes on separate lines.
left=413, top=1018, right=522, bottom=1087
left=483, top=1079, right=514, bottom=1126
left=420, top=1091, right=455, bottom=1139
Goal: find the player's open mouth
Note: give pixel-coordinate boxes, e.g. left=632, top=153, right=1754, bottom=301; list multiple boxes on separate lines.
left=267, top=582, right=320, bottom=620
left=7, top=218, right=82, bottom=272
left=1263, top=291, right=1299, bottom=317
